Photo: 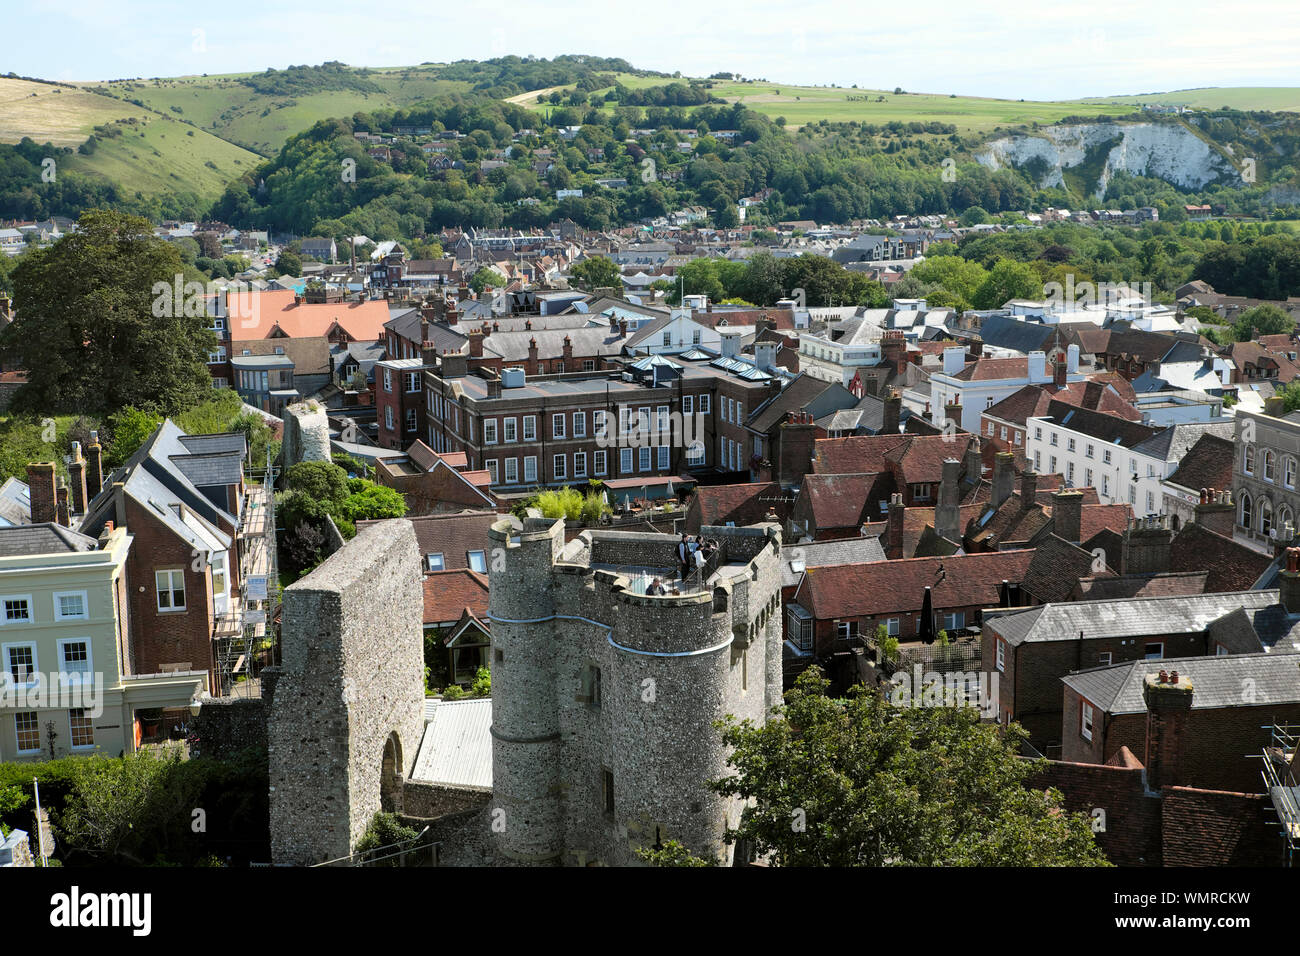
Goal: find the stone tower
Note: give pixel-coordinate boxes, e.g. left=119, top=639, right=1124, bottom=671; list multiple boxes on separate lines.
left=487, top=518, right=784, bottom=866
left=268, top=519, right=425, bottom=865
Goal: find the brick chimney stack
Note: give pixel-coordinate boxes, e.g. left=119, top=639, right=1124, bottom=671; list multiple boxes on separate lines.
left=943, top=395, right=961, bottom=433
left=886, top=493, right=905, bottom=559
left=935, top=458, right=962, bottom=543
left=1121, top=514, right=1174, bottom=575
left=992, top=452, right=1015, bottom=508
left=882, top=388, right=901, bottom=435
left=1280, top=547, right=1300, bottom=615
left=27, top=462, right=57, bottom=525
left=1019, top=470, right=1038, bottom=511
left=68, top=441, right=88, bottom=516
left=468, top=329, right=485, bottom=358
left=1142, top=670, right=1194, bottom=790
left=1053, top=353, right=1068, bottom=388
left=1193, top=487, right=1235, bottom=539
left=964, top=438, right=982, bottom=488
left=1051, top=488, right=1084, bottom=543
left=527, top=337, right=539, bottom=376
left=562, top=334, right=574, bottom=366
left=55, top=476, right=71, bottom=527
left=86, top=431, right=104, bottom=499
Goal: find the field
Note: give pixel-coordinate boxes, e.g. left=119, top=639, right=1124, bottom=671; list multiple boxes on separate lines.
left=512, top=73, right=1143, bottom=133
left=1081, top=87, right=1300, bottom=113
left=81, top=68, right=472, bottom=155
left=0, top=76, right=260, bottom=202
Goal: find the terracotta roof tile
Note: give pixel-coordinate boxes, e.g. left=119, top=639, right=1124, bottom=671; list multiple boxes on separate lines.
left=798, top=549, right=1034, bottom=619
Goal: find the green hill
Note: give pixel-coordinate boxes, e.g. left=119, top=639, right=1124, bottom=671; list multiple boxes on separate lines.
left=80, top=65, right=473, bottom=156
left=1, top=75, right=260, bottom=205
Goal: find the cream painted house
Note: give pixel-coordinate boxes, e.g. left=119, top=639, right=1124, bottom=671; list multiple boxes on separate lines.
left=0, top=524, right=203, bottom=762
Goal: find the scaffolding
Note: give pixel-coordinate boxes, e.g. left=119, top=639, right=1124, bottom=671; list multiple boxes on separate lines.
left=1259, top=722, right=1300, bottom=867
left=215, top=444, right=281, bottom=698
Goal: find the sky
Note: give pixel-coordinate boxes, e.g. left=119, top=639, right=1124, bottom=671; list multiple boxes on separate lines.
left=9, top=0, right=1300, bottom=101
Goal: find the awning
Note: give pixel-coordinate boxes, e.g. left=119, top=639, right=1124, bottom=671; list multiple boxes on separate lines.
left=601, top=475, right=696, bottom=490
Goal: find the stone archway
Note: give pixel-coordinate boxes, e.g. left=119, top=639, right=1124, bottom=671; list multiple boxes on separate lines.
left=380, top=732, right=404, bottom=814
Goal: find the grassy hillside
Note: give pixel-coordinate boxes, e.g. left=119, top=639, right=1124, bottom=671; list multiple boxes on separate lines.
left=513, top=73, right=1143, bottom=133
left=1082, top=87, right=1300, bottom=112
left=80, top=67, right=472, bottom=155
left=0, top=76, right=259, bottom=203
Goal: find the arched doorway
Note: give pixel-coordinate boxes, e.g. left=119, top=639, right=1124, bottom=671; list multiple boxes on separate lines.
left=380, top=732, right=403, bottom=813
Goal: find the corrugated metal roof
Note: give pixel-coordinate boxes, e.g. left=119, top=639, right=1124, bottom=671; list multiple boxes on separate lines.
left=411, top=697, right=492, bottom=790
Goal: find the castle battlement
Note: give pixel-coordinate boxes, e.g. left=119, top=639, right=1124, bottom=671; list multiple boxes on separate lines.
left=486, top=519, right=784, bottom=865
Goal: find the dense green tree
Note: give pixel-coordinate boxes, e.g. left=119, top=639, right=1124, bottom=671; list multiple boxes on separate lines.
left=1233, top=303, right=1295, bottom=341
left=568, top=254, right=622, bottom=291
left=972, top=258, right=1044, bottom=310
left=711, top=668, right=1111, bottom=866
left=0, top=210, right=216, bottom=417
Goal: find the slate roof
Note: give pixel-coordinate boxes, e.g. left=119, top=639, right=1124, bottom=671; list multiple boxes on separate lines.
left=1062, top=652, right=1300, bottom=714
left=1039, top=400, right=1160, bottom=448
left=79, top=419, right=239, bottom=552
left=1132, top=420, right=1234, bottom=463
left=780, top=537, right=887, bottom=588
left=969, top=315, right=1058, bottom=355
left=990, top=590, right=1300, bottom=651
left=749, top=374, right=835, bottom=433
left=0, top=522, right=97, bottom=556
left=170, top=451, right=244, bottom=488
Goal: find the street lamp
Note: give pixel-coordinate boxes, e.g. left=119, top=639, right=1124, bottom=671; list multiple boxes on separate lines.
left=189, top=696, right=203, bottom=718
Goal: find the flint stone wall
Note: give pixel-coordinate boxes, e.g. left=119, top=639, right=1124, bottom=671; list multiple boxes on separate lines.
left=269, top=519, right=425, bottom=865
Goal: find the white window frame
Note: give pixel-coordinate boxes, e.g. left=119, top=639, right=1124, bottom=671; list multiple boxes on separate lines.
left=886, top=617, right=900, bottom=636
left=1081, top=701, right=1094, bottom=741
left=594, top=450, right=608, bottom=476
left=523, top=415, right=537, bottom=441
left=68, top=708, right=95, bottom=750
left=505, top=458, right=519, bottom=484
left=483, top=419, right=498, bottom=445
left=57, top=638, right=92, bottom=682
left=573, top=411, right=586, bottom=438
left=155, top=569, right=186, bottom=612
left=524, top=456, right=538, bottom=483
left=620, top=448, right=634, bottom=474
left=467, top=551, right=487, bottom=574
left=485, top=459, right=499, bottom=484
left=995, top=639, right=1005, bottom=672
left=503, top=417, right=517, bottom=443
left=699, top=394, right=710, bottom=414
left=657, top=445, right=669, bottom=470
left=427, top=553, right=445, bottom=572
left=553, top=454, right=567, bottom=481
left=639, top=446, right=651, bottom=472
left=3, top=641, right=37, bottom=687
left=0, top=594, right=32, bottom=625
left=573, top=452, right=587, bottom=478
left=405, top=407, right=418, bottom=433
left=552, top=413, right=566, bottom=439
left=682, top=395, right=694, bottom=415
left=13, top=712, right=40, bottom=755
left=53, top=590, right=89, bottom=622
